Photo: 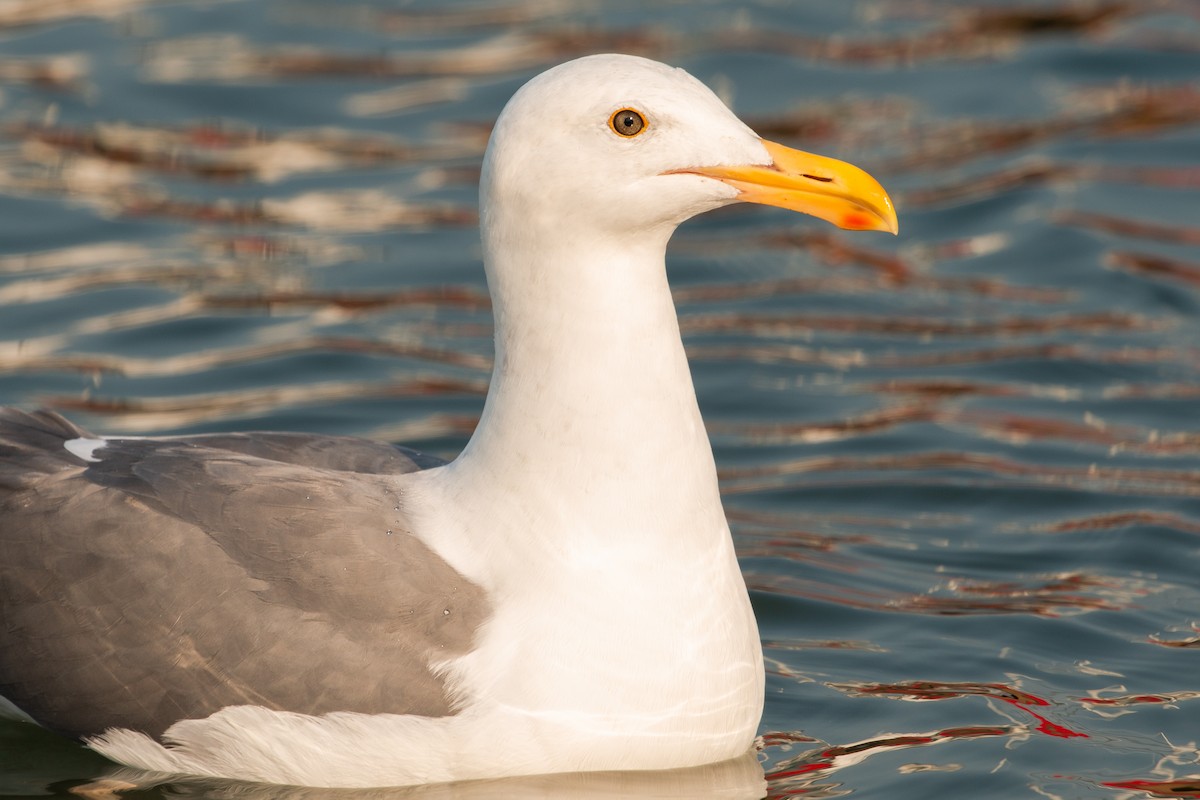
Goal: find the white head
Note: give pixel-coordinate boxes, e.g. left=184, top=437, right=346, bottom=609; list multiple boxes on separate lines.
left=480, top=53, right=897, bottom=250
left=458, top=56, right=898, bottom=543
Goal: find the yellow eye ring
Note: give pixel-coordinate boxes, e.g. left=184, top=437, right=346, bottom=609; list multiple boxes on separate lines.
left=608, top=108, right=647, bottom=138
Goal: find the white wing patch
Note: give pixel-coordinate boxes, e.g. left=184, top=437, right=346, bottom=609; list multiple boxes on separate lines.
left=64, top=437, right=107, bottom=463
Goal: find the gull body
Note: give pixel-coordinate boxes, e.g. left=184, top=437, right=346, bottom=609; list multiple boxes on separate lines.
left=0, top=54, right=895, bottom=787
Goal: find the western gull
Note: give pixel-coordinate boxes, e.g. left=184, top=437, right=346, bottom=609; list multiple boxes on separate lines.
left=0, top=54, right=896, bottom=788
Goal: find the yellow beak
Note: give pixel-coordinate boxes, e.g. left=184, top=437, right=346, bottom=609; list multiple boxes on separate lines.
left=676, top=139, right=899, bottom=235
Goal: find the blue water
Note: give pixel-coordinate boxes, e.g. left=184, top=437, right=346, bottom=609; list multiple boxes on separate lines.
left=2, top=1, right=1199, bottom=798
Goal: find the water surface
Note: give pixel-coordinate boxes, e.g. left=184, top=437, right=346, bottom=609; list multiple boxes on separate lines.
left=1, top=1, right=1199, bottom=798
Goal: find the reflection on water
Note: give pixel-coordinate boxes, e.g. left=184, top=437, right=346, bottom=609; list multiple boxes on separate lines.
left=0, top=720, right=766, bottom=800
left=2, top=0, right=1200, bottom=798
left=103, top=754, right=765, bottom=800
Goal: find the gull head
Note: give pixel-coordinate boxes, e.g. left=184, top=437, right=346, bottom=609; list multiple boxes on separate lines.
left=480, top=53, right=898, bottom=245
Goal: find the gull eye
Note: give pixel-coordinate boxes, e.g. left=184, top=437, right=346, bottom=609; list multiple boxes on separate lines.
left=608, top=108, right=647, bottom=138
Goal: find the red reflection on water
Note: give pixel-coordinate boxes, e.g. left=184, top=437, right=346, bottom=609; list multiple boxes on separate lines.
left=1109, top=252, right=1200, bottom=289
left=868, top=343, right=1177, bottom=370
left=939, top=725, right=1013, bottom=738
left=763, top=229, right=913, bottom=282
left=1042, top=512, right=1200, bottom=536
left=723, top=451, right=1200, bottom=501
left=760, top=731, right=819, bottom=748
left=761, top=724, right=1013, bottom=798
left=715, top=404, right=935, bottom=446
left=763, top=638, right=886, bottom=653
left=5, top=336, right=492, bottom=380
left=674, top=230, right=1066, bottom=303
left=98, top=0, right=1171, bottom=95
left=1057, top=211, right=1200, bottom=246
left=202, top=287, right=491, bottom=313
left=747, top=96, right=911, bottom=147
left=834, top=680, right=1087, bottom=739
left=44, top=376, right=487, bottom=431
left=7, top=121, right=474, bottom=180
left=681, top=310, right=1150, bottom=338
left=905, top=157, right=1200, bottom=208
left=0, top=55, right=85, bottom=91
left=937, top=408, right=1200, bottom=457
left=888, top=81, right=1200, bottom=176
left=687, top=339, right=1172, bottom=373
left=766, top=759, right=837, bottom=783
left=1079, top=694, right=1168, bottom=706
left=865, top=378, right=1031, bottom=398
left=1149, top=623, right=1200, bottom=649
left=720, top=1, right=1140, bottom=69
left=905, top=574, right=1133, bottom=617
left=1102, top=779, right=1200, bottom=798
left=747, top=560, right=1142, bottom=619
left=138, top=25, right=679, bottom=84
left=716, top=394, right=1200, bottom=456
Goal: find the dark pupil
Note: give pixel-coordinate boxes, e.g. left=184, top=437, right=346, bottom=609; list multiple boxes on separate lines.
left=616, top=112, right=642, bottom=135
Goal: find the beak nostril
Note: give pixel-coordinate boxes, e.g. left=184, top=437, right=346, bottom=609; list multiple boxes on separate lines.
left=803, top=174, right=834, bottom=183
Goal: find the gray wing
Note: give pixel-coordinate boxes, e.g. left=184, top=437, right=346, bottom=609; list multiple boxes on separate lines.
left=0, top=409, right=487, bottom=740
left=168, top=431, right=448, bottom=473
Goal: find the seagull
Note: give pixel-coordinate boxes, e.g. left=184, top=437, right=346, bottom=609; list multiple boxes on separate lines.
left=0, top=53, right=896, bottom=788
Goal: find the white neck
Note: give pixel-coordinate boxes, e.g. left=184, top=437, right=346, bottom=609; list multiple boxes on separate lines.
left=447, top=207, right=723, bottom=549
left=405, top=193, right=763, bottom=769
